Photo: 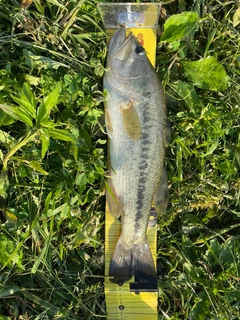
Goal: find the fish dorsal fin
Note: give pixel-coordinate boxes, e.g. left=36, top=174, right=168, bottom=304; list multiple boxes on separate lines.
left=120, top=100, right=142, bottom=141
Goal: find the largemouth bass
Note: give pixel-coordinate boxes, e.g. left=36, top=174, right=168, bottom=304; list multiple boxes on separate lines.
left=104, top=26, right=170, bottom=284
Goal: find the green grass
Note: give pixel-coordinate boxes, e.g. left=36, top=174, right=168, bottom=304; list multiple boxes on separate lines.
left=0, top=0, right=239, bottom=319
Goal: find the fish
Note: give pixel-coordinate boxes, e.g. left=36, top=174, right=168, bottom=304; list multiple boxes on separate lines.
left=104, top=26, right=170, bottom=284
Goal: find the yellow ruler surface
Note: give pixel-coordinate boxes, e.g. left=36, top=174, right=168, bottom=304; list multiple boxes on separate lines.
left=100, top=3, right=162, bottom=319
left=105, top=206, right=158, bottom=320
left=105, top=29, right=159, bottom=320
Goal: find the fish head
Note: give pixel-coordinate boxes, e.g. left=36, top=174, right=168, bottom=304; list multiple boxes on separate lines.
left=105, top=26, right=154, bottom=94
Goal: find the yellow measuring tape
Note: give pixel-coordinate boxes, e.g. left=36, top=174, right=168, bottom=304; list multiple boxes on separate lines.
left=105, top=206, right=158, bottom=319
left=98, top=3, right=162, bottom=319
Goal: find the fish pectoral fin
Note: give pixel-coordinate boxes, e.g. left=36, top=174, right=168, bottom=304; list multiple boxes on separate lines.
left=120, top=100, right=142, bottom=141
left=106, top=176, right=121, bottom=218
left=105, top=109, right=113, bottom=138
left=154, top=166, right=169, bottom=214
left=109, top=237, right=156, bottom=284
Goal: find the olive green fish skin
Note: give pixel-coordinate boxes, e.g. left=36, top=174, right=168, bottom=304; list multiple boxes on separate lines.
left=104, top=27, right=169, bottom=283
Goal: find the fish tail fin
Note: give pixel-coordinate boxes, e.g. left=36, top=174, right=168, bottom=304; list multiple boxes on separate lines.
left=109, top=237, right=156, bottom=284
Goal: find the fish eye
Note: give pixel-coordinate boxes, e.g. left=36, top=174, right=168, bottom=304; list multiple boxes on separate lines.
left=135, top=46, right=145, bottom=55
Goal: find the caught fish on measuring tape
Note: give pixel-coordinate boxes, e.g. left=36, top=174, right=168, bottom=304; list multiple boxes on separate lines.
left=104, top=26, right=171, bottom=284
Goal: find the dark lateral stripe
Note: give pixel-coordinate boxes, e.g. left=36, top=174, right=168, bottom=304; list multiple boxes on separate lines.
left=139, top=163, right=148, bottom=171
left=142, top=145, right=150, bottom=153
left=134, top=106, right=152, bottom=232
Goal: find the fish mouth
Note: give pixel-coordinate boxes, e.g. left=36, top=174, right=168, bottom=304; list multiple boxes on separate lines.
left=109, top=26, right=136, bottom=61
left=115, top=32, right=135, bottom=61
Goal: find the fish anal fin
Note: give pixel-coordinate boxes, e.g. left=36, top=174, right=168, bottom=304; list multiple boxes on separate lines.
left=120, top=100, right=141, bottom=141
left=154, top=167, right=169, bottom=214
left=105, top=109, right=113, bottom=138
left=106, top=176, right=121, bottom=218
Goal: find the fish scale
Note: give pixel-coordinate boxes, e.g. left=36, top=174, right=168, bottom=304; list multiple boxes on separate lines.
left=104, top=26, right=169, bottom=283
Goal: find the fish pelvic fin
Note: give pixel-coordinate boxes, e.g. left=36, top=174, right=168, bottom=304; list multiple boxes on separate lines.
left=109, top=237, right=156, bottom=284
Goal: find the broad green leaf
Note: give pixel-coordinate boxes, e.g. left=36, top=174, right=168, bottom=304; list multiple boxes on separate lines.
left=43, top=82, right=61, bottom=114
left=0, top=104, right=33, bottom=126
left=199, top=132, right=219, bottom=157
left=182, top=235, right=197, bottom=261
left=25, top=74, right=40, bottom=86
left=36, top=82, right=61, bottom=126
left=3, top=208, right=18, bottom=222
left=161, top=12, right=198, bottom=43
left=49, top=128, right=78, bottom=144
left=0, top=170, right=9, bottom=198
left=169, top=81, right=202, bottom=114
left=182, top=56, right=230, bottom=91
left=0, top=130, right=15, bottom=146
left=189, top=295, right=210, bottom=320
left=74, top=230, right=87, bottom=246
left=76, top=172, right=88, bottom=187
left=0, top=233, right=19, bottom=268
left=0, top=109, right=16, bottom=126
left=28, top=161, right=49, bottom=175
left=40, top=131, right=50, bottom=159
left=72, top=34, right=91, bottom=50
left=0, top=287, right=20, bottom=299
left=39, top=120, right=56, bottom=129
left=182, top=213, right=200, bottom=235
left=5, top=63, right=11, bottom=74
left=11, top=157, right=48, bottom=175
left=225, top=290, right=240, bottom=306
left=17, top=211, right=28, bottom=220
left=216, top=160, right=237, bottom=175
left=9, top=107, right=33, bottom=126
left=79, top=127, right=92, bottom=147
left=200, top=104, right=219, bottom=120
left=72, top=144, right=78, bottom=162
left=23, top=49, right=69, bottom=70
left=233, top=6, right=240, bottom=27
left=183, top=262, right=205, bottom=284
left=219, top=240, right=235, bottom=265
left=21, top=82, right=36, bottom=108
left=0, top=104, right=22, bottom=119
left=96, top=139, right=107, bottom=145
left=12, top=82, right=37, bottom=121
left=11, top=96, right=36, bottom=119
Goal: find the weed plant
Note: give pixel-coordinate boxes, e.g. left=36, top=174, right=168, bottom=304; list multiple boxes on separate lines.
left=0, top=0, right=239, bottom=319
